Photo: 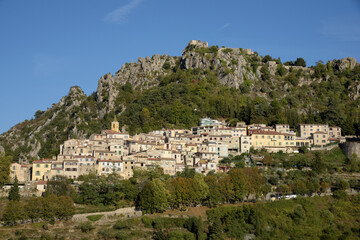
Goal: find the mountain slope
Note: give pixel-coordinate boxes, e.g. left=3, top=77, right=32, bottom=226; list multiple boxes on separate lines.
left=1, top=40, right=360, bottom=162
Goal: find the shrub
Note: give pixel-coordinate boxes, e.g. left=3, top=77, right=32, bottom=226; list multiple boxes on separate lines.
left=113, top=220, right=131, bottom=230
left=223, top=48, right=233, bottom=53
left=152, top=217, right=187, bottom=230
left=40, top=234, right=53, bottom=240
left=97, top=229, right=116, bottom=240
left=77, top=221, right=95, bottom=233
left=162, top=62, right=171, bottom=70
left=141, top=216, right=153, bottom=228
left=42, top=223, right=49, bottom=230
left=332, top=190, right=348, bottom=200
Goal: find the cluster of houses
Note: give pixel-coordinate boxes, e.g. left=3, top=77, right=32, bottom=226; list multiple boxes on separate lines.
left=10, top=117, right=343, bottom=193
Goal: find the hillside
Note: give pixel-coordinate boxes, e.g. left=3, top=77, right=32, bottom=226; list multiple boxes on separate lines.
left=0, top=40, right=360, bottom=162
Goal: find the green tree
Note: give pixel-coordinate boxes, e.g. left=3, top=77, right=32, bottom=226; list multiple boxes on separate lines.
left=184, top=217, right=206, bottom=240
left=25, top=198, right=44, bottom=222
left=192, top=174, right=210, bottom=204
left=312, top=152, right=326, bottom=174
left=291, top=179, right=307, bottom=195
left=278, top=184, right=290, bottom=197
left=204, top=175, right=224, bottom=207
left=0, top=153, right=12, bottom=186
left=34, top=110, right=45, bottom=119
left=2, top=201, right=25, bottom=225
left=208, top=216, right=225, bottom=240
left=8, top=175, right=20, bottom=201
left=294, top=58, right=306, bottom=67
left=44, top=175, right=75, bottom=197
left=262, top=55, right=272, bottom=63
left=277, top=64, right=287, bottom=76
left=138, top=178, right=170, bottom=213
left=166, top=177, right=194, bottom=210
left=229, top=169, right=246, bottom=201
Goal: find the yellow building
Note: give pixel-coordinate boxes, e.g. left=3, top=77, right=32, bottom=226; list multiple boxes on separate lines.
left=251, top=131, right=295, bottom=152
left=32, top=159, right=53, bottom=181
left=10, top=163, right=31, bottom=182
left=298, top=124, right=328, bottom=138
left=312, top=132, right=328, bottom=146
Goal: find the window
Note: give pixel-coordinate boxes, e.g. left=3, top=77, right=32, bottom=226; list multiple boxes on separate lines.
left=36, top=164, right=40, bottom=168
left=35, top=171, right=40, bottom=176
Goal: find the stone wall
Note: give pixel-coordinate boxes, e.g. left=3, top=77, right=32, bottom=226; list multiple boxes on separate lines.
left=71, top=207, right=142, bottom=222
left=340, top=139, right=360, bottom=159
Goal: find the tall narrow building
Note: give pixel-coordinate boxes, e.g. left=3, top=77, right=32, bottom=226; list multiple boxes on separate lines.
left=111, top=116, right=119, bottom=132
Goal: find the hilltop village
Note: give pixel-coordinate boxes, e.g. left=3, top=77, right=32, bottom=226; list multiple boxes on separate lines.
left=9, top=118, right=343, bottom=194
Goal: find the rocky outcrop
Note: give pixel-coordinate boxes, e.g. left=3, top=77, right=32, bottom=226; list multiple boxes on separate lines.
left=332, top=57, right=359, bottom=71
left=114, top=54, right=177, bottom=89
left=340, top=140, right=360, bottom=159
left=96, top=73, right=118, bottom=118
left=181, top=41, right=257, bottom=89
left=59, top=86, right=86, bottom=108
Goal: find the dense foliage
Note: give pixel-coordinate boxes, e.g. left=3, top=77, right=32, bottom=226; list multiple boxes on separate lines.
left=8, top=176, right=20, bottom=201
left=2, top=195, right=75, bottom=225
left=206, top=195, right=360, bottom=239
left=0, top=153, right=11, bottom=186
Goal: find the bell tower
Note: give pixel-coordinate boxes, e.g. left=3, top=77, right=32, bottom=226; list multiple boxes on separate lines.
left=111, top=116, right=119, bottom=132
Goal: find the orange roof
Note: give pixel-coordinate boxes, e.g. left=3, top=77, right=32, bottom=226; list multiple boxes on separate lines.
left=33, top=159, right=53, bottom=163
left=251, top=130, right=285, bottom=136
left=97, top=159, right=123, bottom=162
left=313, top=131, right=327, bottom=134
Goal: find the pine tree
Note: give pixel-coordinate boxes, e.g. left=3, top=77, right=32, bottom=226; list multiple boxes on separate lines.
left=8, top=176, right=20, bottom=201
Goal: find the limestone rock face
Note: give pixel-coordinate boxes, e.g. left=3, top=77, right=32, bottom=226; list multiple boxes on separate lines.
left=180, top=43, right=257, bottom=89
left=266, top=61, right=277, bottom=75
left=340, top=141, right=360, bottom=159
left=96, top=73, right=118, bottom=118
left=332, top=57, right=359, bottom=71
left=114, top=54, right=177, bottom=90
left=59, top=86, right=86, bottom=108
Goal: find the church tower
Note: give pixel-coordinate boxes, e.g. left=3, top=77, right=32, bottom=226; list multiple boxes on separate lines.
left=111, top=116, right=119, bottom=132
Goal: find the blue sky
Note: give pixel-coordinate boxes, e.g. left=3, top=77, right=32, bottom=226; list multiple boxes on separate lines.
left=0, top=0, right=359, bottom=134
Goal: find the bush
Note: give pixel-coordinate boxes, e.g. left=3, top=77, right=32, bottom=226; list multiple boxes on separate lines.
left=113, top=220, right=131, bottom=230
left=86, top=214, right=103, bottom=222
left=42, top=223, right=49, bottom=230
left=40, top=234, right=53, bottom=240
left=77, top=221, right=95, bottom=233
left=162, top=62, right=171, bottom=70
left=97, top=229, right=116, bottom=240
left=141, top=216, right=153, bottom=228
left=48, top=218, right=55, bottom=225
left=152, top=217, right=187, bottom=230
left=332, top=190, right=348, bottom=200
left=294, top=57, right=306, bottom=67
left=115, top=231, right=129, bottom=240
